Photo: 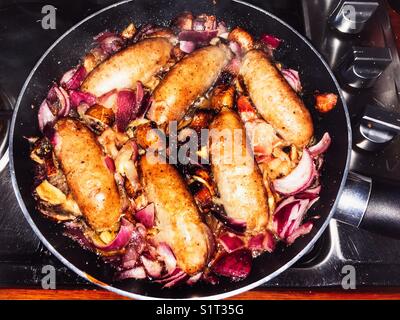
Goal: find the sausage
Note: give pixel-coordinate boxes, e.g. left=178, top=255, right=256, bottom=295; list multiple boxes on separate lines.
left=139, top=154, right=212, bottom=274
left=81, top=38, right=173, bottom=97
left=53, top=118, right=121, bottom=232
left=240, top=50, right=314, bottom=147
left=209, top=109, right=269, bottom=234
left=147, top=44, right=233, bottom=125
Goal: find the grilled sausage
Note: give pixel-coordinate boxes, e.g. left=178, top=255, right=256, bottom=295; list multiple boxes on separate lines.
left=53, top=118, right=121, bottom=232
left=139, top=154, right=212, bottom=275
left=81, top=38, right=173, bottom=97
left=209, top=109, right=269, bottom=234
left=240, top=50, right=314, bottom=147
left=147, top=44, right=233, bottom=125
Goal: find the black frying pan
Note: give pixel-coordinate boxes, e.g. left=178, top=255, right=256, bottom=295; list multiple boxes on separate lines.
left=9, top=0, right=400, bottom=299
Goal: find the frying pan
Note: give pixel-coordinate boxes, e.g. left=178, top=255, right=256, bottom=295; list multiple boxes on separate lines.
left=9, top=0, right=400, bottom=299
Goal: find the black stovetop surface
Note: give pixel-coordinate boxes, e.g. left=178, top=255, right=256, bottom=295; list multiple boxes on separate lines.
left=1, top=0, right=400, bottom=290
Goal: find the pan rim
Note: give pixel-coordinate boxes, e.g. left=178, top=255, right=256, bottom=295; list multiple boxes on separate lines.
left=9, top=0, right=352, bottom=300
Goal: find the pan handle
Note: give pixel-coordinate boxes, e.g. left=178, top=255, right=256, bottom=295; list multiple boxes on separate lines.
left=335, top=172, right=400, bottom=239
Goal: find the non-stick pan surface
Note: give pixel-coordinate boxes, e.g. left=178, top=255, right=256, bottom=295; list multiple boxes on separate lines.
left=10, top=0, right=351, bottom=299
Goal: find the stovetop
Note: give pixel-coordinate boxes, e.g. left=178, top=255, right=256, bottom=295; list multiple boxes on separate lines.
left=1, top=0, right=400, bottom=290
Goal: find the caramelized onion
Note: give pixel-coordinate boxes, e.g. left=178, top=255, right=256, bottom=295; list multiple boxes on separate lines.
left=212, top=249, right=252, bottom=281
left=116, top=89, right=136, bottom=132
left=157, top=243, right=177, bottom=274
left=134, top=203, right=155, bottom=229
left=273, top=149, right=316, bottom=195
left=141, top=255, right=163, bottom=278
left=60, top=66, right=86, bottom=91
left=117, top=266, right=147, bottom=280
left=218, top=233, right=244, bottom=253
left=69, top=90, right=96, bottom=108
left=180, top=40, right=196, bottom=53
left=309, top=132, right=331, bottom=157
left=38, top=100, right=56, bottom=132
left=178, top=30, right=218, bottom=43
left=281, top=68, right=302, bottom=93
left=94, top=218, right=134, bottom=252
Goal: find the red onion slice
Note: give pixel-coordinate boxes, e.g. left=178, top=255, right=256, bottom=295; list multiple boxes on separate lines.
left=155, top=268, right=182, bottom=283
left=141, top=255, right=163, bottom=278
left=162, top=271, right=188, bottom=288
left=273, top=196, right=314, bottom=242
left=98, top=89, right=118, bottom=110
left=262, top=231, right=276, bottom=253
left=218, top=233, right=244, bottom=253
left=186, top=272, right=203, bottom=286
left=94, top=31, right=115, bottom=42
left=116, top=89, right=136, bottom=132
left=115, top=86, right=145, bottom=130
left=309, top=132, right=332, bottom=157
left=286, top=221, right=314, bottom=245
left=285, top=199, right=310, bottom=238
left=178, top=30, right=218, bottom=43
left=104, top=156, right=116, bottom=173
left=94, top=218, right=134, bottom=251
left=212, top=249, right=252, bottom=281
left=117, top=266, right=147, bottom=280
left=60, top=66, right=86, bottom=91
left=94, top=31, right=124, bottom=54
left=38, top=100, right=56, bottom=132
left=225, top=57, right=241, bottom=75
left=134, top=203, right=155, bottom=229
left=180, top=40, right=196, bottom=53
left=248, top=233, right=264, bottom=251
left=281, top=68, right=302, bottom=93
left=249, top=232, right=276, bottom=253
left=46, top=84, right=58, bottom=103
left=157, top=243, right=177, bottom=274
left=273, top=149, right=316, bottom=195
left=229, top=41, right=242, bottom=57
left=121, top=246, right=139, bottom=270
left=296, top=185, right=321, bottom=200
left=60, top=68, right=76, bottom=87
left=58, top=87, right=71, bottom=116
left=51, top=86, right=67, bottom=116
left=69, top=90, right=96, bottom=108
left=217, top=22, right=228, bottom=36
left=260, top=34, right=282, bottom=50
left=272, top=197, right=301, bottom=237
left=44, top=127, right=59, bottom=147
left=307, top=197, right=320, bottom=212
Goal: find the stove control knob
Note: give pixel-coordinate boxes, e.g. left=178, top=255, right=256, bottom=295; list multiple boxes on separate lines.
left=354, top=103, right=400, bottom=152
left=329, top=0, right=379, bottom=34
left=339, top=46, right=392, bottom=89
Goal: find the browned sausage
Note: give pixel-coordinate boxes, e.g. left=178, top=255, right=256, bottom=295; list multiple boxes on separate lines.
left=53, top=118, right=121, bottom=232
left=147, top=44, right=233, bottom=125
left=81, top=38, right=173, bottom=96
left=139, top=154, right=212, bottom=275
left=240, top=50, right=314, bottom=147
left=209, top=109, right=269, bottom=234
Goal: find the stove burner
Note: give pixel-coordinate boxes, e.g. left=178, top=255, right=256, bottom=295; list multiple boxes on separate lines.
left=0, top=90, right=13, bottom=172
